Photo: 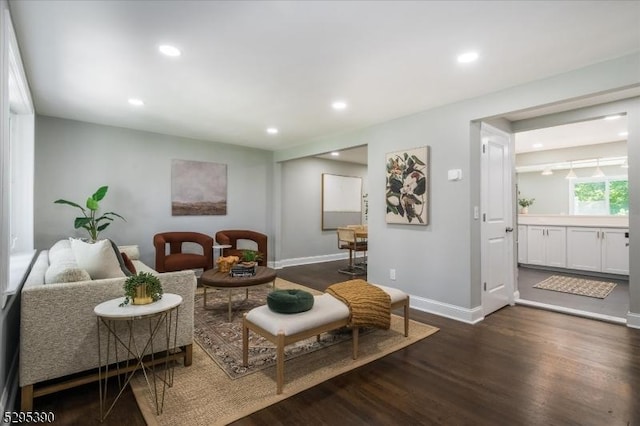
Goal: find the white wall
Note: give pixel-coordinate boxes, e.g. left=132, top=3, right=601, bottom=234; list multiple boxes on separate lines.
left=34, top=116, right=274, bottom=267
left=279, top=156, right=367, bottom=264
left=274, top=53, right=640, bottom=321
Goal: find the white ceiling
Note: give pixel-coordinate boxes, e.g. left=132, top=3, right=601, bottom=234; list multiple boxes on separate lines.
left=515, top=115, right=629, bottom=154
left=8, top=1, right=640, bottom=151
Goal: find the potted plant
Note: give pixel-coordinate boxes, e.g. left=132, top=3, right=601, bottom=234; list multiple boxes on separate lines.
left=54, top=185, right=125, bottom=242
left=518, top=197, right=535, bottom=214
left=119, top=272, right=163, bottom=306
left=240, top=249, right=262, bottom=266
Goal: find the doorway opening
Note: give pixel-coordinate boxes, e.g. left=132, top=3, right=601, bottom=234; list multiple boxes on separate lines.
left=513, top=115, right=629, bottom=323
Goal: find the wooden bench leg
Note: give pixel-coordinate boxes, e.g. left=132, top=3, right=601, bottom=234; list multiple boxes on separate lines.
left=277, top=333, right=285, bottom=394
left=242, top=315, right=249, bottom=366
left=404, top=296, right=410, bottom=337
left=352, top=327, right=359, bottom=359
left=21, top=385, right=33, bottom=411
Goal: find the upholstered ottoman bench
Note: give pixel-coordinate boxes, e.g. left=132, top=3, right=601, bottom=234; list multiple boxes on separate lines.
left=242, top=283, right=409, bottom=394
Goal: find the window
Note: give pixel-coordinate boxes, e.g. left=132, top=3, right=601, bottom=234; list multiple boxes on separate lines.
left=570, top=176, right=628, bottom=216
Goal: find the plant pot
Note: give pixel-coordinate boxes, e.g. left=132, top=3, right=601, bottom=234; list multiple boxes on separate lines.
left=133, top=285, right=153, bottom=305
left=520, top=207, right=528, bottom=214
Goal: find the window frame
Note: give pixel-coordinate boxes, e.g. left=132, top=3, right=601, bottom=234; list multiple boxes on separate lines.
left=569, top=175, right=629, bottom=216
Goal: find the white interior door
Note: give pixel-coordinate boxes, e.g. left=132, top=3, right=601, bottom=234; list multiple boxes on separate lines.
left=481, top=123, right=515, bottom=316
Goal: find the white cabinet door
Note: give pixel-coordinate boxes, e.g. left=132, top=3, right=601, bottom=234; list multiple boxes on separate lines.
left=517, top=225, right=527, bottom=263
left=545, top=226, right=567, bottom=268
left=567, top=227, right=601, bottom=272
left=526, top=226, right=546, bottom=266
left=601, top=228, right=629, bottom=275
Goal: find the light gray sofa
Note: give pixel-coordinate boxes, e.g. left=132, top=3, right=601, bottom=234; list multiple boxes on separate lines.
left=20, top=241, right=196, bottom=410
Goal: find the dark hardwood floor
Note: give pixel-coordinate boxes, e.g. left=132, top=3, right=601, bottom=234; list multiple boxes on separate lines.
left=29, top=260, right=640, bottom=425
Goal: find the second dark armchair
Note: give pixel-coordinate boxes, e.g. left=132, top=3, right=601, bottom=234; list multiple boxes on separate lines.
left=154, top=232, right=214, bottom=273
left=215, top=230, right=268, bottom=267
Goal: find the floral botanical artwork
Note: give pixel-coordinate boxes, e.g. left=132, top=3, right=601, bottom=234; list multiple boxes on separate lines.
left=172, top=159, right=227, bottom=215
left=385, top=146, right=429, bottom=225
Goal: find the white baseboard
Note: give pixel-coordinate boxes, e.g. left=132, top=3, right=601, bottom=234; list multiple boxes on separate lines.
left=275, top=252, right=363, bottom=269
left=410, top=295, right=484, bottom=324
left=516, top=299, right=627, bottom=325
left=627, top=312, right=640, bottom=329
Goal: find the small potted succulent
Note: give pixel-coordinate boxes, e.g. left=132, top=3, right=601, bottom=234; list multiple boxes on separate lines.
left=240, top=249, right=262, bottom=267
left=120, top=272, right=163, bottom=306
left=518, top=197, right=535, bottom=214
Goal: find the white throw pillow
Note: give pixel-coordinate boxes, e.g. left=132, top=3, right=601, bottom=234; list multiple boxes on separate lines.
left=45, top=263, right=91, bottom=284
left=70, top=238, right=126, bottom=280
left=48, top=239, right=76, bottom=265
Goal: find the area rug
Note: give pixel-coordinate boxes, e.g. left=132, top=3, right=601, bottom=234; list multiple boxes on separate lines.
left=131, top=280, right=439, bottom=426
left=193, top=279, right=367, bottom=379
left=533, top=275, right=617, bottom=299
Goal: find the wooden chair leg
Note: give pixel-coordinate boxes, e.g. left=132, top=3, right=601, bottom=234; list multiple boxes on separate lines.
left=183, top=343, right=193, bottom=366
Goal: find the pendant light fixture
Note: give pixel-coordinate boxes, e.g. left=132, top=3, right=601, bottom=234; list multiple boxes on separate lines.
left=592, top=158, right=605, bottom=178
left=565, top=161, right=577, bottom=179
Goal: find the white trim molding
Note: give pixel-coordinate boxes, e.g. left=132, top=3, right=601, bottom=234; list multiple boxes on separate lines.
left=410, top=295, right=484, bottom=324
left=627, top=312, right=640, bottom=329
left=274, top=252, right=363, bottom=269
left=516, top=299, right=627, bottom=325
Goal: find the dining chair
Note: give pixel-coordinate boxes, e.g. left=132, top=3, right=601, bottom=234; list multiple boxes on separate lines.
left=337, top=227, right=367, bottom=276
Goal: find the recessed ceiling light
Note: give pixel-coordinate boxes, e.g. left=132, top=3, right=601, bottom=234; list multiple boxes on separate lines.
left=159, top=45, right=181, bottom=57
left=532, top=143, right=543, bottom=149
left=266, top=127, right=278, bottom=135
left=457, top=51, right=479, bottom=63
left=128, top=98, right=144, bottom=106
left=332, top=101, right=347, bottom=110
left=331, top=152, right=340, bottom=156
left=619, top=131, right=629, bottom=137
left=604, top=114, right=622, bottom=120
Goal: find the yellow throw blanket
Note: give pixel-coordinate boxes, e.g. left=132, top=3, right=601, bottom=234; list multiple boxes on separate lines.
left=326, top=279, right=391, bottom=330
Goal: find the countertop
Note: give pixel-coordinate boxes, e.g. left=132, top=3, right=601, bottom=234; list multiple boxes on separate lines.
left=517, top=214, right=628, bottom=228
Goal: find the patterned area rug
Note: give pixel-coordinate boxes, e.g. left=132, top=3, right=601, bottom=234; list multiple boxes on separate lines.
left=533, top=275, right=617, bottom=299
left=193, top=279, right=370, bottom=379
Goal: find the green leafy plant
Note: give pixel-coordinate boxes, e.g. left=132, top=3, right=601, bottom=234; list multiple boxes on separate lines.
left=54, top=186, right=125, bottom=242
left=518, top=198, right=535, bottom=208
left=119, top=272, right=163, bottom=307
left=241, top=249, right=262, bottom=263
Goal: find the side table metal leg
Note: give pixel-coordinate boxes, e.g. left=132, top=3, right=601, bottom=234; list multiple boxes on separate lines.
left=228, top=289, right=232, bottom=322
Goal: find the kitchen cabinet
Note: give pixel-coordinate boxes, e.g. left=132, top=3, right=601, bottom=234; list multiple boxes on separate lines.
left=601, top=228, right=629, bottom=275
left=526, top=225, right=566, bottom=268
left=517, top=225, right=527, bottom=264
left=566, top=227, right=629, bottom=274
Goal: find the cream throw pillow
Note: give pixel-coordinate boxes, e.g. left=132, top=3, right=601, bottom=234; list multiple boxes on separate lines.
left=70, top=238, right=126, bottom=280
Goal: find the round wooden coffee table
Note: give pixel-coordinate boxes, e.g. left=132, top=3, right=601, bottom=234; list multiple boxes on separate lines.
left=201, top=266, right=277, bottom=322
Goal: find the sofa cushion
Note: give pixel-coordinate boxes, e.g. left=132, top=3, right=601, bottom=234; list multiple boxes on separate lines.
left=70, top=238, right=126, bottom=280
left=118, top=245, right=140, bottom=261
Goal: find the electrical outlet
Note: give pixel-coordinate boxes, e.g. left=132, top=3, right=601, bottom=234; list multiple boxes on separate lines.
left=390, top=269, right=396, bottom=280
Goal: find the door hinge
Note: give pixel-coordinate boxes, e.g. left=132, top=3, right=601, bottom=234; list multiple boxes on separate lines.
left=482, top=144, right=486, bottom=154
left=483, top=282, right=487, bottom=291
left=482, top=213, right=486, bottom=222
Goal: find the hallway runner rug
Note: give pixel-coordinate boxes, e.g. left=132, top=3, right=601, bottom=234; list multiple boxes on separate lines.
left=131, top=279, right=439, bottom=426
left=533, top=275, right=616, bottom=299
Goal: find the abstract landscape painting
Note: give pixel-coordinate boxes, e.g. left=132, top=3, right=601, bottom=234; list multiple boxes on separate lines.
left=171, top=159, right=227, bottom=215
